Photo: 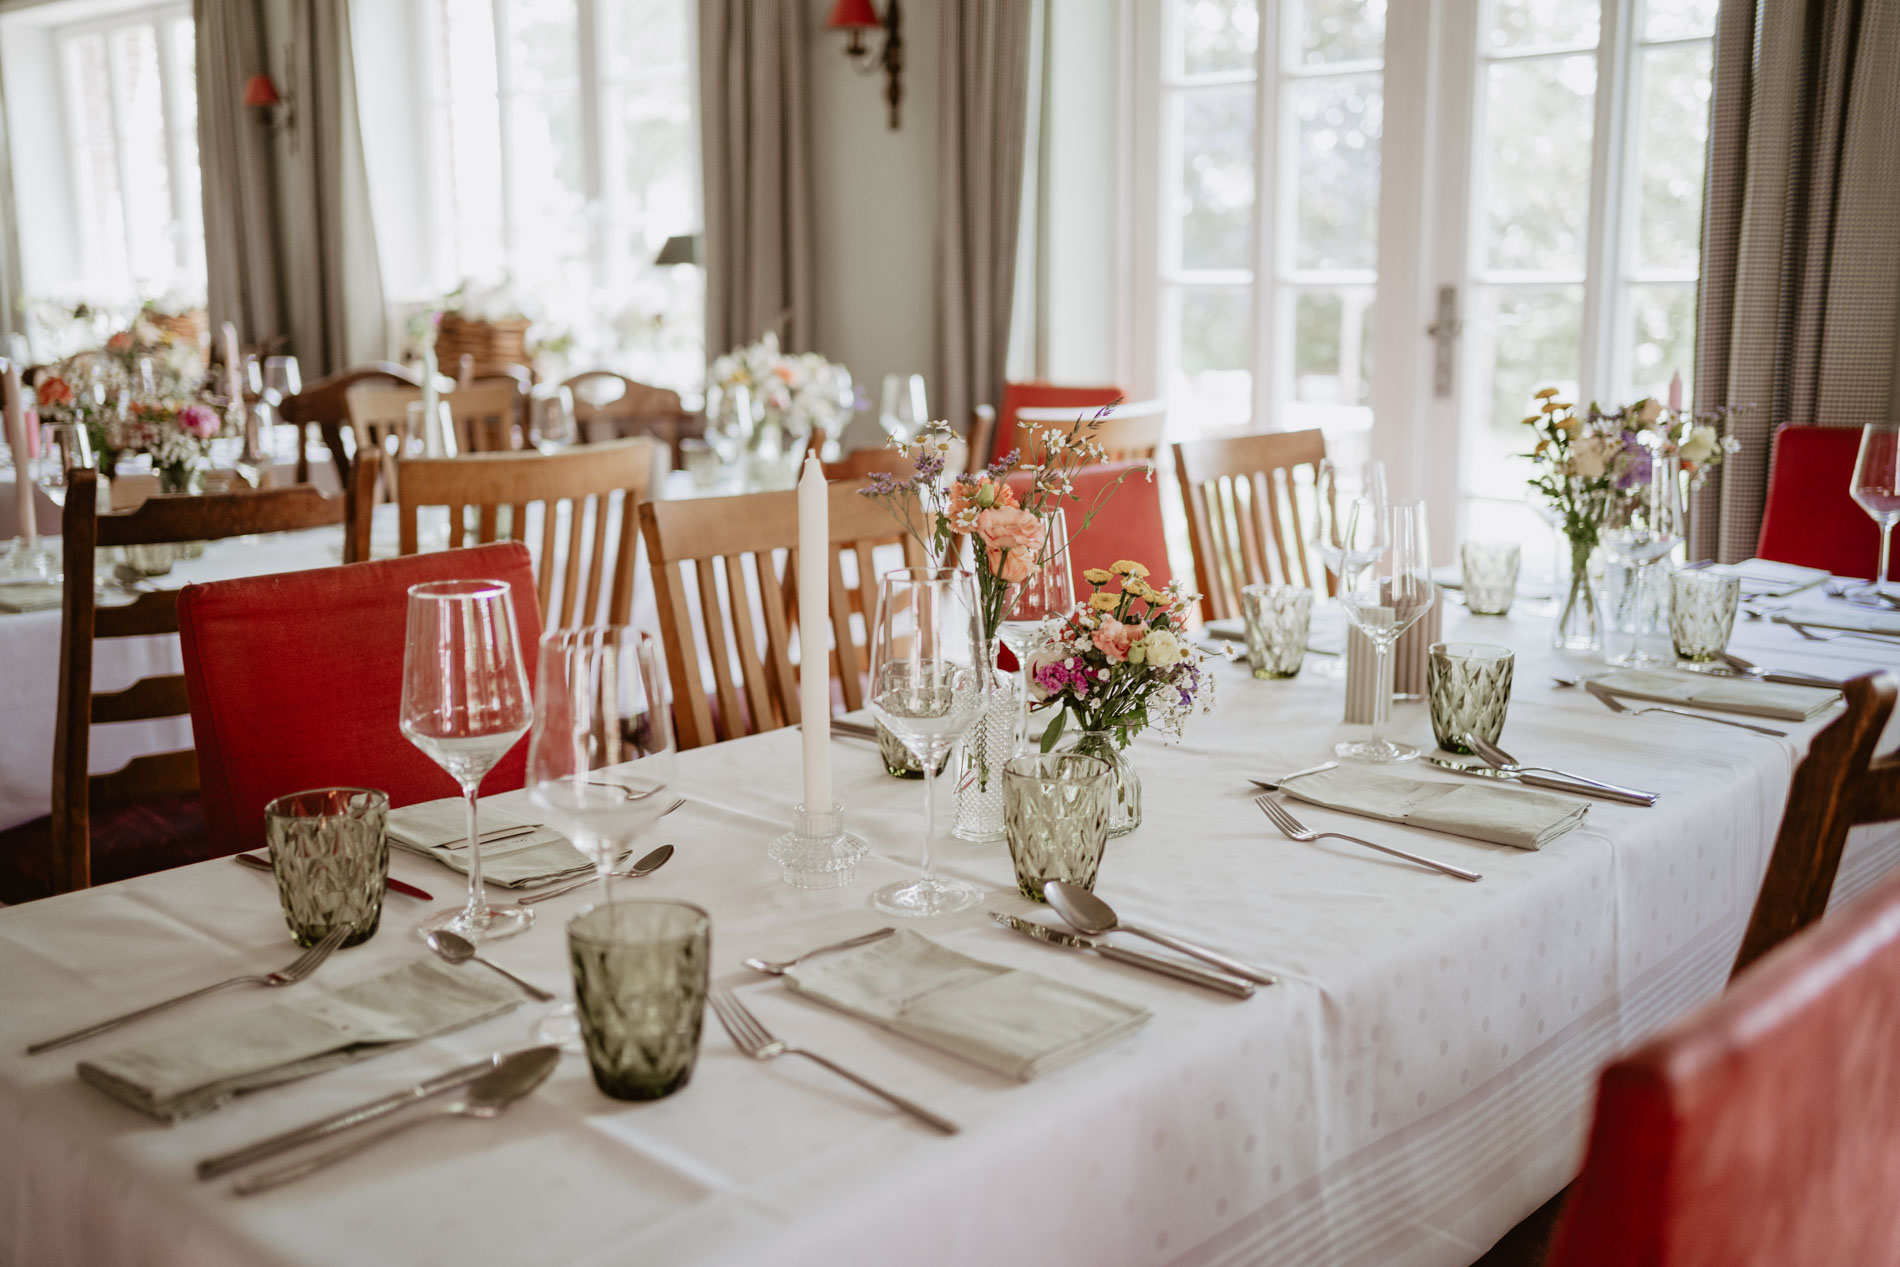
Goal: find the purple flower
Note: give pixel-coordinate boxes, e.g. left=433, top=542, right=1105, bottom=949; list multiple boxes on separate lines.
left=1614, top=431, right=1653, bottom=490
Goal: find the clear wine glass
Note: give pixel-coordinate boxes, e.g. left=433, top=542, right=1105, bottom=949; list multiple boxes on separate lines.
left=400, top=579, right=535, bottom=943
left=261, top=356, right=302, bottom=404
left=706, top=383, right=752, bottom=465
left=1850, top=423, right=1900, bottom=604
left=1602, top=448, right=1683, bottom=668
left=998, top=508, right=1074, bottom=723
left=1335, top=499, right=1435, bottom=763
left=1307, top=460, right=1386, bottom=679
left=866, top=567, right=986, bottom=917
left=533, top=387, right=577, bottom=449
left=36, top=423, right=94, bottom=507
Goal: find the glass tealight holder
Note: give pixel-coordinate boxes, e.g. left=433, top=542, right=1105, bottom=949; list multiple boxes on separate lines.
left=568, top=900, right=710, bottom=1101
left=1460, top=541, right=1521, bottom=615
left=767, top=802, right=869, bottom=889
left=1003, top=752, right=1112, bottom=901
left=1427, top=643, right=1515, bottom=755
left=1239, top=583, right=1313, bottom=679
left=264, top=787, right=389, bottom=948
left=1669, top=568, right=1741, bottom=664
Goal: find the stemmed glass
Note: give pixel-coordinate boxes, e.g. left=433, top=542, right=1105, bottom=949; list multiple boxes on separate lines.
left=1850, top=423, right=1899, bottom=604
left=1308, top=460, right=1386, bottom=678
left=706, top=383, right=753, bottom=466
left=36, top=423, right=94, bottom=508
left=878, top=373, right=929, bottom=442
left=1602, top=448, right=1683, bottom=668
left=998, top=508, right=1074, bottom=734
left=866, top=567, right=987, bottom=917
left=1335, top=499, right=1435, bottom=763
left=400, top=579, right=535, bottom=943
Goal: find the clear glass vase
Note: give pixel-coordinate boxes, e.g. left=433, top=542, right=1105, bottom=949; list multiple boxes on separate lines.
left=1065, top=730, right=1141, bottom=837
left=1552, top=538, right=1602, bottom=652
left=951, top=667, right=1023, bottom=842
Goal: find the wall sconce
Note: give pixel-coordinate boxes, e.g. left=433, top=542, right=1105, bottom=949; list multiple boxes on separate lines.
left=242, top=73, right=292, bottom=136
left=825, top=0, right=904, bottom=130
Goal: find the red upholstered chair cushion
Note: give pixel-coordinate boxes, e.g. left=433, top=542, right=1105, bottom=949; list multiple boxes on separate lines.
left=0, top=798, right=209, bottom=904
left=992, top=382, right=1124, bottom=468
left=1005, top=460, right=1173, bottom=597
left=1755, top=423, right=1898, bottom=578
left=1547, top=865, right=1900, bottom=1267
left=177, top=543, right=543, bottom=856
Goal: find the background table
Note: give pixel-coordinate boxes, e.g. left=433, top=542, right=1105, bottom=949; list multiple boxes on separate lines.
left=1, top=602, right=1896, bottom=1267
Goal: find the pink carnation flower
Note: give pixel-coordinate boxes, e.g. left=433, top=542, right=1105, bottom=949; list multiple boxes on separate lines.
left=177, top=404, right=220, bottom=439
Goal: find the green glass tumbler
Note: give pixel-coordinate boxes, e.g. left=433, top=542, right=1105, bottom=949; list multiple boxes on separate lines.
left=264, top=787, right=389, bottom=948
left=1003, top=752, right=1112, bottom=901
left=1427, top=642, right=1515, bottom=755
left=569, top=900, right=711, bottom=1101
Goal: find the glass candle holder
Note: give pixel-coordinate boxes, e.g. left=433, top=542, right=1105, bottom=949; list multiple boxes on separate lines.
left=1669, top=568, right=1741, bottom=663
left=1003, top=752, right=1112, bottom=901
left=1427, top=642, right=1515, bottom=754
left=264, top=787, right=389, bottom=948
left=568, top=900, right=711, bottom=1101
left=1460, top=541, right=1521, bottom=615
left=1239, top=583, right=1313, bottom=679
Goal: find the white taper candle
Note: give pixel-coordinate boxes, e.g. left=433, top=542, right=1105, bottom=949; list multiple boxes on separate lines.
left=798, top=454, right=832, bottom=813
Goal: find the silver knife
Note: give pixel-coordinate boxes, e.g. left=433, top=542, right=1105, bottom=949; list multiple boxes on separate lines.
left=194, top=1049, right=539, bottom=1180
left=990, top=912, right=1257, bottom=997
left=1425, top=757, right=1659, bottom=807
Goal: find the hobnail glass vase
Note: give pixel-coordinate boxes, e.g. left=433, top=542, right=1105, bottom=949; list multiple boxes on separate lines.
left=951, top=663, right=1023, bottom=842
left=1551, top=537, right=1602, bottom=652
left=1066, top=730, right=1141, bottom=837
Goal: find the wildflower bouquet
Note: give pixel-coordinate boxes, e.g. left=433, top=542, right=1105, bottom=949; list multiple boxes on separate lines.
left=114, top=400, right=223, bottom=490
left=1025, top=560, right=1214, bottom=752
left=707, top=332, right=855, bottom=442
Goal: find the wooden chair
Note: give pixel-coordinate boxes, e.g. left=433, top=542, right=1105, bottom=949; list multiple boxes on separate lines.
left=1732, top=669, right=1899, bottom=978
left=394, top=439, right=652, bottom=626
left=446, top=378, right=527, bottom=453
left=993, top=381, right=1124, bottom=465
left=564, top=371, right=703, bottom=456
left=1016, top=398, right=1168, bottom=464
left=640, top=482, right=926, bottom=749
left=344, top=383, right=423, bottom=500
left=822, top=436, right=967, bottom=482
left=280, top=362, right=420, bottom=488
left=1173, top=429, right=1330, bottom=622
left=22, top=470, right=355, bottom=899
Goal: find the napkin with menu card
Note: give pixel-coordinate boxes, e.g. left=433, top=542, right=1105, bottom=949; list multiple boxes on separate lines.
left=785, top=930, right=1150, bottom=1081
left=76, top=960, right=522, bottom=1121
left=386, top=797, right=598, bottom=887
left=1728, top=558, right=1829, bottom=597
left=1277, top=764, right=1589, bottom=850
left=1776, top=605, right=1900, bottom=636
left=1591, top=669, right=1842, bottom=722
left=0, top=582, right=61, bottom=613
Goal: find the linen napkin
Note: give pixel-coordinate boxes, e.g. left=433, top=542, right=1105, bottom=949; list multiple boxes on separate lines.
left=1278, top=764, right=1589, bottom=850
left=1728, top=558, right=1829, bottom=597
left=1592, top=669, right=1842, bottom=722
left=1776, top=605, right=1900, bottom=637
left=785, top=930, right=1150, bottom=1081
left=386, top=797, right=540, bottom=849
left=76, top=960, right=523, bottom=1121
left=386, top=797, right=601, bottom=887
left=0, top=582, right=61, bottom=613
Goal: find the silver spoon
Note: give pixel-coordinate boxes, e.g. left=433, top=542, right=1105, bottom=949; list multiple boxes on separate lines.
left=1466, top=734, right=1659, bottom=805
left=518, top=844, right=675, bottom=905
left=744, top=927, right=897, bottom=975
left=232, top=1046, right=561, bottom=1195
left=1042, top=881, right=1278, bottom=986
left=425, top=930, right=555, bottom=1001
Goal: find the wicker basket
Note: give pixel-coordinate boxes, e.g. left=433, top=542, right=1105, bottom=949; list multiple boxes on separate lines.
left=147, top=308, right=208, bottom=347
left=435, top=313, right=531, bottom=369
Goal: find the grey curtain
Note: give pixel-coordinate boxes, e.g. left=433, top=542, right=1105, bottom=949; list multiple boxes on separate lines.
left=698, top=0, right=813, bottom=355
left=1692, top=0, right=1900, bottom=561
left=283, top=0, right=387, bottom=375
left=935, top=0, right=1035, bottom=438
left=194, top=0, right=286, bottom=352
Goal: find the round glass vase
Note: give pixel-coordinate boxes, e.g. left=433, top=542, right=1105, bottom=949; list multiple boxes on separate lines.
left=1063, top=729, right=1141, bottom=837
left=951, top=666, right=1023, bottom=842
left=1551, top=537, right=1602, bottom=652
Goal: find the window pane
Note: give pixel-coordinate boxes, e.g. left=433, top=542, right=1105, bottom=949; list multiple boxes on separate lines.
left=1292, top=287, right=1372, bottom=405
left=1626, top=282, right=1695, bottom=402
left=1294, top=0, right=1385, bottom=65
left=1480, top=56, right=1595, bottom=273
left=1293, top=74, right=1381, bottom=270
left=113, top=23, right=176, bottom=291
left=64, top=34, right=129, bottom=290
left=1171, top=286, right=1253, bottom=427
left=1486, top=0, right=1598, bottom=52
left=1642, top=0, right=1717, bottom=41
left=507, top=90, right=588, bottom=276
left=504, top=0, right=578, bottom=92
left=166, top=17, right=205, bottom=288
left=436, top=0, right=504, bottom=280
left=1633, top=43, right=1711, bottom=272
left=1176, top=86, right=1255, bottom=271
left=1173, top=0, right=1259, bottom=77
left=1467, top=285, right=1583, bottom=494
left=603, top=0, right=691, bottom=77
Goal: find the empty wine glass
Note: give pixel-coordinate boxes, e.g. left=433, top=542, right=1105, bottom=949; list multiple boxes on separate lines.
left=1307, top=460, right=1386, bottom=679
left=533, top=386, right=577, bottom=449
left=400, top=579, right=535, bottom=943
left=36, top=423, right=93, bottom=507
left=1335, top=499, right=1435, bottom=763
left=261, top=355, right=302, bottom=404
left=878, top=373, right=929, bottom=442
left=1602, top=447, right=1683, bottom=668
left=1850, top=423, right=1899, bottom=603
left=866, top=567, right=986, bottom=917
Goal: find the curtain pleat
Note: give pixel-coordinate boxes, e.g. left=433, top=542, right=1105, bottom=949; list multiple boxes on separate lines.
left=194, top=0, right=286, bottom=352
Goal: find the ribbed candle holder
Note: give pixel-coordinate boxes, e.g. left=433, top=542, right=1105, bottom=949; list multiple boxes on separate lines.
left=768, top=803, right=869, bottom=889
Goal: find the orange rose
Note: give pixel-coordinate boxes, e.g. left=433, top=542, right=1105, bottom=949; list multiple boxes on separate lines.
left=35, top=375, right=73, bottom=407
left=1090, top=617, right=1139, bottom=663
left=975, top=505, right=1044, bottom=584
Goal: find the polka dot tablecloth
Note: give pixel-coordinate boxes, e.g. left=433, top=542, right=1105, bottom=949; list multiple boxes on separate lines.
left=1, top=600, right=1896, bottom=1267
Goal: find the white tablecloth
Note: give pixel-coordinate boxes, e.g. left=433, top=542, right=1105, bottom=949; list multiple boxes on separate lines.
left=2, top=602, right=1897, bottom=1267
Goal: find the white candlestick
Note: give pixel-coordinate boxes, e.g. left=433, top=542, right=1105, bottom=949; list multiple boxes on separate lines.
left=420, top=341, right=444, bottom=458
left=3, top=364, right=35, bottom=548
left=221, top=322, right=242, bottom=400
left=1667, top=370, right=1683, bottom=415
left=798, top=455, right=832, bottom=813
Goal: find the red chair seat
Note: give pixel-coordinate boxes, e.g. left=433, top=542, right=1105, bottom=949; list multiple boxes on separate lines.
left=0, top=797, right=209, bottom=904
left=992, top=382, right=1124, bottom=468
left=177, top=543, right=543, bottom=856
left=1755, top=423, right=1898, bottom=578
left=1005, top=460, right=1173, bottom=597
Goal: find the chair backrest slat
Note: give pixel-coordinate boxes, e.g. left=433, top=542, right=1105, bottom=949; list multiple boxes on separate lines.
left=279, top=363, right=420, bottom=487
left=1173, top=429, right=1329, bottom=621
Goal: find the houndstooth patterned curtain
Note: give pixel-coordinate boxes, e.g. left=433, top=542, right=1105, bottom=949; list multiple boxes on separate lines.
left=1692, top=0, right=1900, bottom=561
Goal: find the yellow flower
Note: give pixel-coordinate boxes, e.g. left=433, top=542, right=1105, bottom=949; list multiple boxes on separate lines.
left=1522, top=415, right=1541, bottom=426
left=1534, top=387, right=1559, bottom=400
left=1083, top=567, right=1114, bottom=585
left=1088, top=591, right=1119, bottom=612
left=1541, top=401, right=1562, bottom=414
left=1110, top=560, right=1150, bottom=578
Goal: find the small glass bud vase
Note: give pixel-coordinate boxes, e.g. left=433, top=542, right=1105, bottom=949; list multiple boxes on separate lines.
left=951, top=668, right=1024, bottom=841
left=1064, top=729, right=1141, bottom=837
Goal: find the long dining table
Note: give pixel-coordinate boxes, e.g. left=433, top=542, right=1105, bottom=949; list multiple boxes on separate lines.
left=1, top=593, right=1897, bottom=1267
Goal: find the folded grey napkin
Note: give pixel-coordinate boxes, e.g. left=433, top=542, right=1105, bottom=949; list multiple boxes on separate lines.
left=76, top=960, right=523, bottom=1121
left=1777, top=605, right=1900, bottom=636
left=1278, top=764, right=1589, bottom=850
left=0, top=582, right=61, bottom=613
left=387, top=798, right=597, bottom=887
left=1593, top=669, right=1842, bottom=722
left=386, top=798, right=540, bottom=849
left=1730, top=558, right=1828, bottom=597
left=785, top=930, right=1150, bottom=1081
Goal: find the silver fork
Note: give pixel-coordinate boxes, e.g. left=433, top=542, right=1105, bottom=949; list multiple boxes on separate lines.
left=1255, top=796, right=1482, bottom=882
left=707, top=989, right=959, bottom=1135
left=27, top=924, right=350, bottom=1055
left=1582, top=681, right=1788, bottom=736
left=744, top=927, right=897, bottom=975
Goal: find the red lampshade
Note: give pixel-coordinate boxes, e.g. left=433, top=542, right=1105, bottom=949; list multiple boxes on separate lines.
left=242, top=73, right=282, bottom=109
left=826, top=0, right=880, bottom=30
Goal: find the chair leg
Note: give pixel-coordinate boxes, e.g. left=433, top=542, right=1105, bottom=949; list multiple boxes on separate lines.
left=1469, top=1186, right=1568, bottom=1267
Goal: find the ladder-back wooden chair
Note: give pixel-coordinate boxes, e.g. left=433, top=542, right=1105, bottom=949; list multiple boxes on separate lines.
left=1732, top=669, right=1899, bottom=978
left=1016, top=398, right=1167, bottom=464
left=345, top=383, right=423, bottom=500
left=822, top=437, right=967, bottom=482
left=965, top=404, right=997, bottom=474
left=1173, top=429, right=1329, bottom=622
left=640, top=482, right=926, bottom=749
left=280, top=362, right=420, bottom=489
left=20, top=470, right=356, bottom=900
left=446, top=379, right=528, bottom=453
left=393, top=438, right=652, bottom=626
left=564, top=371, right=703, bottom=456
